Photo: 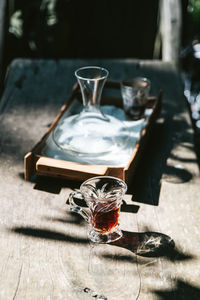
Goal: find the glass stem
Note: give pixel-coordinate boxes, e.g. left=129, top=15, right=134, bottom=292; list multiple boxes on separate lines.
left=78, top=77, right=106, bottom=114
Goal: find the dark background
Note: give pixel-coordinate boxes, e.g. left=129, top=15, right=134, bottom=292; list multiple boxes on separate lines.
left=5, top=1, right=200, bottom=62
left=5, top=0, right=159, bottom=64
left=3, top=0, right=200, bottom=69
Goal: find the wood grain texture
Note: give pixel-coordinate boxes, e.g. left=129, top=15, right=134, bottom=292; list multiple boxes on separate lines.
left=160, top=0, right=182, bottom=63
left=0, top=59, right=199, bottom=299
left=0, top=0, right=7, bottom=94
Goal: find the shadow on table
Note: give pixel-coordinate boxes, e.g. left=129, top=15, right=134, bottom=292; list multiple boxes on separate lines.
left=10, top=226, right=88, bottom=244
left=128, top=120, right=194, bottom=206
left=18, top=172, right=81, bottom=194
left=152, top=279, right=200, bottom=300
left=10, top=224, right=193, bottom=262
left=32, top=175, right=80, bottom=194
left=110, top=230, right=193, bottom=261
left=43, top=211, right=86, bottom=225
left=161, top=164, right=193, bottom=184
left=10, top=224, right=196, bottom=299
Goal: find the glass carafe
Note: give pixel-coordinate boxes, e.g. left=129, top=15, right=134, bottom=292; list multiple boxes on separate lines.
left=53, top=66, right=129, bottom=157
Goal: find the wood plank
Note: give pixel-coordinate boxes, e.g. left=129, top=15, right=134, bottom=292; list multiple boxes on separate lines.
left=160, top=0, right=182, bottom=63
left=24, top=152, right=35, bottom=180
left=0, top=58, right=199, bottom=299
left=36, top=157, right=109, bottom=179
left=0, top=0, right=7, bottom=94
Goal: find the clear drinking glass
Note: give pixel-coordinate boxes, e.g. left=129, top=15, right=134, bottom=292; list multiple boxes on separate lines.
left=53, top=66, right=129, bottom=157
left=69, top=176, right=127, bottom=243
left=121, top=77, right=151, bottom=120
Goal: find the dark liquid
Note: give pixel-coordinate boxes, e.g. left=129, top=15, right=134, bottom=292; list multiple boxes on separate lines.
left=92, top=203, right=120, bottom=233
left=125, top=105, right=145, bottom=120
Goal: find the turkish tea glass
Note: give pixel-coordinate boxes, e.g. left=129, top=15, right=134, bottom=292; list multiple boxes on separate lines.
left=121, top=77, right=151, bottom=120
left=69, top=176, right=127, bottom=243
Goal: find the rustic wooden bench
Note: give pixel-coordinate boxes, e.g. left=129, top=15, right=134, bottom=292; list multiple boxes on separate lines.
left=0, top=58, right=199, bottom=299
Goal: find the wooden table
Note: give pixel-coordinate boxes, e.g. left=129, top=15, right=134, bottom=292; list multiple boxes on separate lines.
left=0, top=59, right=200, bottom=300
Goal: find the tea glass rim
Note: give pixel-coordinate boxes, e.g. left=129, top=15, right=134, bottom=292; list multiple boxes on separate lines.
left=121, top=77, right=151, bottom=89
left=80, top=176, right=127, bottom=194
left=75, top=66, right=109, bottom=81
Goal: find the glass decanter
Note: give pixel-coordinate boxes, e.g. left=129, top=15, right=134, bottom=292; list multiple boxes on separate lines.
left=53, top=66, right=129, bottom=157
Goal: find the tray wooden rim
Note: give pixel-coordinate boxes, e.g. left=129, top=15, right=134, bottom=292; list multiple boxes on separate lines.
left=24, top=81, right=162, bottom=184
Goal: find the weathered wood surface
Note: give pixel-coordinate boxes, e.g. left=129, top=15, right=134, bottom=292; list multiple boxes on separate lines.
left=159, top=0, right=182, bottom=63
left=0, top=0, right=7, bottom=94
left=0, top=59, right=200, bottom=299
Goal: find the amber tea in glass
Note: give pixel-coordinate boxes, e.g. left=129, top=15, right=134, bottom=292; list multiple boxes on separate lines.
left=69, top=176, right=127, bottom=243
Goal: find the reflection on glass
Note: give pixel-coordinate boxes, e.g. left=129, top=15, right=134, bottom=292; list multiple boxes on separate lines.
left=53, top=66, right=129, bottom=157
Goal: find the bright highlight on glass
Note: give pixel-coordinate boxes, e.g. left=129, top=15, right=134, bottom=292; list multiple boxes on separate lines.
left=121, top=77, right=151, bottom=120
left=53, top=66, right=130, bottom=157
left=69, top=176, right=127, bottom=243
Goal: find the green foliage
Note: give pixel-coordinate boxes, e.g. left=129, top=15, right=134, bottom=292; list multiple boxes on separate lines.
left=10, top=10, right=23, bottom=38
left=188, top=0, right=200, bottom=23
left=7, top=0, right=159, bottom=60
left=8, top=0, right=71, bottom=57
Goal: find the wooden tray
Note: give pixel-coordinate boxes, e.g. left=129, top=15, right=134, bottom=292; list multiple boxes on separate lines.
left=24, top=81, right=162, bottom=184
